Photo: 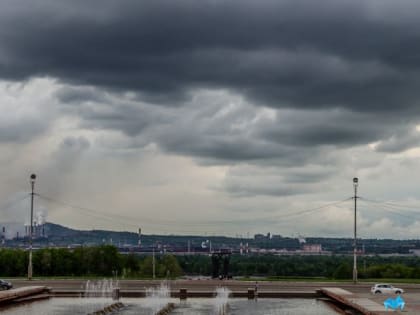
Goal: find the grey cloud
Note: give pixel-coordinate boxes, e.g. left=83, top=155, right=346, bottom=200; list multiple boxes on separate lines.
left=0, top=120, right=46, bottom=143
left=0, top=192, right=30, bottom=224
left=225, top=181, right=316, bottom=197
left=34, top=136, right=91, bottom=200
left=222, top=165, right=328, bottom=197
left=79, top=103, right=171, bottom=138
left=46, top=136, right=91, bottom=173
left=375, top=126, right=420, bottom=152
left=55, top=86, right=110, bottom=104
left=159, top=135, right=291, bottom=161
left=55, top=85, right=174, bottom=137
left=261, top=109, right=392, bottom=147
left=54, top=86, right=420, bottom=165
left=0, top=80, right=55, bottom=144
left=284, top=169, right=334, bottom=184
left=60, top=136, right=90, bottom=151
left=2, top=0, right=420, bottom=114
left=4, top=0, right=420, bottom=199
left=77, top=104, right=156, bottom=137
left=63, top=88, right=318, bottom=165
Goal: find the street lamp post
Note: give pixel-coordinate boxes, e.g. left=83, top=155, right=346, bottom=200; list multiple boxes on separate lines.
left=353, top=177, right=358, bottom=284
left=28, top=174, right=36, bottom=280
left=152, top=245, right=156, bottom=279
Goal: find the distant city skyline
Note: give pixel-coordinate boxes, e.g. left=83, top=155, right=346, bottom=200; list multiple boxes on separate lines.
left=2, top=0, right=420, bottom=238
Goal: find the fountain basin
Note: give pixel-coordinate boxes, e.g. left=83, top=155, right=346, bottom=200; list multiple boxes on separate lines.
left=0, top=297, right=340, bottom=314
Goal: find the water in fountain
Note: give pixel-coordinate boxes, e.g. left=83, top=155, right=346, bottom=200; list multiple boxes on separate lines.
left=213, top=287, right=231, bottom=315
left=82, top=279, right=119, bottom=314
left=84, top=279, right=119, bottom=298
left=144, top=282, right=171, bottom=314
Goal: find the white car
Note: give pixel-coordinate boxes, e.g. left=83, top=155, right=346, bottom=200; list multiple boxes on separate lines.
left=371, top=283, right=404, bottom=294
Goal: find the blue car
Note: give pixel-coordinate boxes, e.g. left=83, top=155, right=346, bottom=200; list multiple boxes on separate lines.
left=0, top=279, right=12, bottom=290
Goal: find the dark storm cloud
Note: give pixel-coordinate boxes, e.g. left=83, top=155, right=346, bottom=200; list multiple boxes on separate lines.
left=55, top=86, right=109, bottom=104
left=55, top=84, right=419, bottom=166
left=375, top=126, right=420, bottom=152
left=2, top=0, right=420, bottom=113
left=55, top=85, right=173, bottom=137
left=222, top=165, right=334, bottom=196
left=284, top=169, right=334, bottom=184
left=3, top=0, right=420, bottom=205
left=260, top=109, right=395, bottom=147
left=224, top=181, right=316, bottom=197
left=55, top=87, right=314, bottom=163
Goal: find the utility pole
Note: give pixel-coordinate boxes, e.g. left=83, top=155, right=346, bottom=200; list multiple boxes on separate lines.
left=28, top=174, right=36, bottom=280
left=353, top=177, right=359, bottom=284
left=152, top=244, right=156, bottom=279
left=138, top=228, right=141, bottom=248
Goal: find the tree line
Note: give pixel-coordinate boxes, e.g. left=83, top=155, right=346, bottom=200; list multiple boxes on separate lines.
left=2, top=246, right=420, bottom=279
left=178, top=254, right=420, bottom=279
left=0, top=246, right=182, bottom=278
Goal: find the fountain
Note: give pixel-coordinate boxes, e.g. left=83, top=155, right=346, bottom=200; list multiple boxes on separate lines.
left=82, top=279, right=124, bottom=315
left=144, top=282, right=173, bottom=315
left=0, top=280, right=341, bottom=314
left=0, top=295, right=340, bottom=314
left=84, top=279, right=118, bottom=298
left=213, top=287, right=231, bottom=315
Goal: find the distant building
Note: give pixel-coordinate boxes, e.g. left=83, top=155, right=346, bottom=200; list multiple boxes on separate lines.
left=410, top=249, right=420, bottom=256
left=24, top=222, right=47, bottom=239
left=254, top=234, right=265, bottom=241
left=254, top=233, right=272, bottom=241
left=1, top=226, right=5, bottom=245
left=302, top=244, right=322, bottom=253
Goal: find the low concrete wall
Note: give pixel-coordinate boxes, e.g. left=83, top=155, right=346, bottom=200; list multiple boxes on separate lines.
left=52, top=289, right=318, bottom=299
left=0, top=286, right=51, bottom=304
left=87, top=302, right=124, bottom=315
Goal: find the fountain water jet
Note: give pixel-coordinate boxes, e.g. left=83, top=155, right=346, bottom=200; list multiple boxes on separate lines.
left=82, top=279, right=122, bottom=314
left=84, top=279, right=119, bottom=298
left=144, top=282, right=172, bottom=314
left=214, top=287, right=231, bottom=315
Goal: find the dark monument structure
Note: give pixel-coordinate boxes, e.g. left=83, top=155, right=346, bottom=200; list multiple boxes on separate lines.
left=211, top=250, right=232, bottom=279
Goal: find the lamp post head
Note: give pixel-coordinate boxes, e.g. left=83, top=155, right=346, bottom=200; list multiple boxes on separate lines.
left=30, top=174, right=36, bottom=184
left=353, top=177, right=358, bottom=187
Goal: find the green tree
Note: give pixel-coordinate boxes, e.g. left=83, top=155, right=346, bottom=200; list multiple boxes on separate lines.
left=333, top=262, right=352, bottom=279
left=160, top=255, right=183, bottom=278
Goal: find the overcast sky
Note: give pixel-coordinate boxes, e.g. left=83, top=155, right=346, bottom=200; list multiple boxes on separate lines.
left=2, top=0, right=420, bottom=239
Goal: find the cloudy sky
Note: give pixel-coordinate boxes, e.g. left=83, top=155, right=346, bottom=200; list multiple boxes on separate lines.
left=2, top=0, right=420, bottom=239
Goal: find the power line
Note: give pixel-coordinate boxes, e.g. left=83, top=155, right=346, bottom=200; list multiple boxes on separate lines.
left=38, top=193, right=251, bottom=232
left=37, top=193, right=236, bottom=226
left=35, top=192, right=353, bottom=232
left=273, top=197, right=353, bottom=219
left=359, top=197, right=420, bottom=221
left=37, top=193, right=145, bottom=229
left=360, top=197, right=420, bottom=210
left=384, top=202, right=420, bottom=210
